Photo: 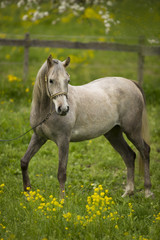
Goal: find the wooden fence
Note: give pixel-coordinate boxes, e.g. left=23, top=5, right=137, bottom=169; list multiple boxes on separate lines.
left=0, top=33, right=160, bottom=84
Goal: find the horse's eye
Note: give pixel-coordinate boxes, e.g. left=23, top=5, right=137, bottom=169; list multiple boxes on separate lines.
left=49, top=79, right=54, bottom=84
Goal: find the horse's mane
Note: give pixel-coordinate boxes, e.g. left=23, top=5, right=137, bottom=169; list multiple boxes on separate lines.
left=32, top=60, right=66, bottom=103
left=32, top=61, right=48, bottom=103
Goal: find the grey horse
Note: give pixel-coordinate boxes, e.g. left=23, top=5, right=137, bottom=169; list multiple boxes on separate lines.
left=21, top=55, right=153, bottom=198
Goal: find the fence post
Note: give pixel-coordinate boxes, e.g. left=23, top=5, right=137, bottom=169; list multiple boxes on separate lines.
left=23, top=33, right=30, bottom=81
left=138, top=36, right=145, bottom=86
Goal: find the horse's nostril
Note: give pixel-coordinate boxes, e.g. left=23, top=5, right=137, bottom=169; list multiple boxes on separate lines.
left=58, top=106, right=62, bottom=113
left=67, top=106, right=69, bottom=112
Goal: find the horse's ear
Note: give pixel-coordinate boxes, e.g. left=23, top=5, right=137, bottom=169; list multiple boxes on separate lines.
left=63, top=57, right=70, bottom=68
left=47, top=54, right=53, bottom=69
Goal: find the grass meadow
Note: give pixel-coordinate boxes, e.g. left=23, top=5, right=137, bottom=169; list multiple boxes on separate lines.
left=0, top=3, right=160, bottom=240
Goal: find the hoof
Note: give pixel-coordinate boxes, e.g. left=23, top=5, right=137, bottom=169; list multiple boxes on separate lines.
left=122, top=191, right=134, bottom=198
left=60, top=190, right=65, bottom=200
left=145, top=190, right=154, bottom=198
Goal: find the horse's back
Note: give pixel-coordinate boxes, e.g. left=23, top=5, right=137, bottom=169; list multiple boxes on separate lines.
left=82, top=77, right=141, bottom=93
left=71, top=77, right=144, bottom=111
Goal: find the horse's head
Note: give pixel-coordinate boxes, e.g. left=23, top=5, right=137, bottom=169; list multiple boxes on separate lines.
left=46, top=55, right=70, bottom=116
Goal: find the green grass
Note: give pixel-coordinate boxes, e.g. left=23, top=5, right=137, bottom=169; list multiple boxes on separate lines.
left=0, top=3, right=160, bottom=240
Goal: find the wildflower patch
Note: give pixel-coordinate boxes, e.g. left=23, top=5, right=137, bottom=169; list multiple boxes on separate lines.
left=8, top=75, right=21, bottom=82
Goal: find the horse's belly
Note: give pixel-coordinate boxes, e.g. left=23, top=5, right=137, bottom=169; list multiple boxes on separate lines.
left=70, top=129, right=106, bottom=142
left=70, top=120, right=117, bottom=142
left=70, top=102, right=119, bottom=142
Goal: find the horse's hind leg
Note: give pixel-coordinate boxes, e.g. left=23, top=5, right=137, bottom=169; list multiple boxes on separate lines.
left=104, top=126, right=136, bottom=197
left=21, top=133, right=46, bottom=191
left=125, top=131, right=153, bottom=198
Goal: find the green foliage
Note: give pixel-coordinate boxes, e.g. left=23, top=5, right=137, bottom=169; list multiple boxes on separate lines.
left=111, top=0, right=160, bottom=39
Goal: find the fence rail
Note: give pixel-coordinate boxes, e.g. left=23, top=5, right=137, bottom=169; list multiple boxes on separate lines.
left=0, top=33, right=160, bottom=84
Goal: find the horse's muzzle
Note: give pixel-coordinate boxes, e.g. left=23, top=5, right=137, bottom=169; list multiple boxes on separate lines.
left=57, top=105, right=69, bottom=116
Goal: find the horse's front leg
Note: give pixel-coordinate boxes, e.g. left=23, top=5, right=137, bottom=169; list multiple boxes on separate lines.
left=57, top=137, right=69, bottom=199
left=21, top=133, right=46, bottom=191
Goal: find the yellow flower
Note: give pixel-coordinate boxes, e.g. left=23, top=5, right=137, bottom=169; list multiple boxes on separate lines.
left=84, top=7, right=102, bottom=20
left=154, top=212, right=160, bottom=221
left=38, top=206, right=43, bottom=210
left=40, top=203, right=45, bottom=206
left=77, top=215, right=81, bottom=221
left=63, top=212, right=72, bottom=222
left=96, top=211, right=101, bottom=216
left=25, top=88, right=29, bottom=93
left=5, top=54, right=10, bottom=60
left=94, top=187, right=99, bottom=192
left=63, top=212, right=71, bottom=218
left=110, top=212, right=113, bottom=217
left=45, top=48, right=50, bottom=53
left=98, top=185, right=103, bottom=190
left=98, top=37, right=106, bottom=42
left=0, top=223, right=6, bottom=229
left=60, top=199, right=64, bottom=205
left=61, top=13, right=74, bottom=23
left=8, top=74, right=21, bottom=82
left=0, top=33, right=6, bottom=38
left=100, top=192, right=105, bottom=197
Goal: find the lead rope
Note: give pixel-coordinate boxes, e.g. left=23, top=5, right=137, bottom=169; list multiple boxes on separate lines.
left=0, top=73, right=67, bottom=142
left=0, top=108, right=54, bottom=142
left=0, top=74, right=55, bottom=142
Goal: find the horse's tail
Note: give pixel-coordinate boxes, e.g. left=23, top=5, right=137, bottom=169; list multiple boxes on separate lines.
left=132, top=80, right=150, bottom=174
left=139, top=107, right=150, bottom=174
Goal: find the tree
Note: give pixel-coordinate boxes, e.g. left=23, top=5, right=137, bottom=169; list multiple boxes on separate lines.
left=0, top=0, right=117, bottom=34
left=1, top=0, right=159, bottom=40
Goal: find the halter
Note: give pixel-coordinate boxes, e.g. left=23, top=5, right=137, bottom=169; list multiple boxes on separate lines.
left=45, top=75, right=67, bottom=100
